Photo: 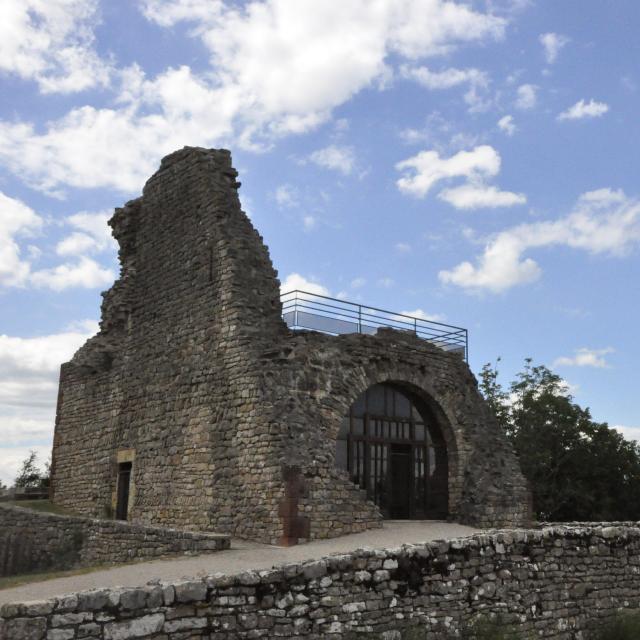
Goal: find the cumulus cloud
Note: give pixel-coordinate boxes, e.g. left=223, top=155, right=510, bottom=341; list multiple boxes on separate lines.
left=400, top=308, right=446, bottom=322
left=30, top=256, right=115, bottom=291
left=0, top=196, right=116, bottom=292
left=515, top=83, right=537, bottom=110
left=0, top=0, right=507, bottom=193
left=439, top=188, right=640, bottom=293
left=539, top=32, right=569, bottom=64
left=0, top=0, right=110, bottom=93
left=401, top=64, right=491, bottom=111
left=0, top=322, right=98, bottom=486
left=308, top=145, right=355, bottom=175
left=274, top=184, right=298, bottom=208
left=280, top=272, right=330, bottom=296
left=56, top=210, right=115, bottom=256
left=557, top=99, right=609, bottom=121
left=439, top=183, right=526, bottom=209
left=553, top=347, right=614, bottom=369
left=396, top=145, right=525, bottom=209
left=0, top=191, right=43, bottom=287
left=497, top=114, right=516, bottom=136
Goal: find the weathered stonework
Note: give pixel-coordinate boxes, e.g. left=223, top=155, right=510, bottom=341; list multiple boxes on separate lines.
left=0, top=504, right=229, bottom=577
left=51, top=146, right=531, bottom=544
left=2, top=524, right=640, bottom=639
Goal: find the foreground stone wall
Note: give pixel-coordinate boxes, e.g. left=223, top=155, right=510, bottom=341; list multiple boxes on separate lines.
left=2, top=524, right=640, bottom=639
left=51, top=146, right=531, bottom=544
left=0, top=505, right=229, bottom=578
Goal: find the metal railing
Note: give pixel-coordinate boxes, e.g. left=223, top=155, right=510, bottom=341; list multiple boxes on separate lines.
left=281, top=290, right=468, bottom=360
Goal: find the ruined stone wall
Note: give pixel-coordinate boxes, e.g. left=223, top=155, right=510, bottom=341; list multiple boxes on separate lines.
left=2, top=524, right=640, bottom=639
left=52, top=148, right=288, bottom=540
left=51, top=146, right=530, bottom=545
left=0, top=504, right=229, bottom=578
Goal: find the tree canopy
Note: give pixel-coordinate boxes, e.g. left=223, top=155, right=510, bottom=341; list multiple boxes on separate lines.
left=14, top=450, right=50, bottom=489
left=480, top=358, right=640, bottom=522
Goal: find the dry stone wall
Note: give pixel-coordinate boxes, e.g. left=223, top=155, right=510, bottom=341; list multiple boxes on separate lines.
left=51, top=146, right=531, bottom=544
left=2, top=524, right=640, bottom=639
left=0, top=505, right=229, bottom=578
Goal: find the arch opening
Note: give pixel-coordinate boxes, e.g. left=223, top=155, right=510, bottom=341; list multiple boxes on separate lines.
left=336, top=382, right=448, bottom=519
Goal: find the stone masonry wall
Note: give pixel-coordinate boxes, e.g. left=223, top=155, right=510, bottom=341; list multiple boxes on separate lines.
left=51, top=146, right=531, bottom=545
left=2, top=524, right=640, bottom=639
left=0, top=504, right=229, bottom=578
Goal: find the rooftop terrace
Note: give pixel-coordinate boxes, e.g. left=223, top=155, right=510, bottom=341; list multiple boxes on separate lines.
left=281, top=290, right=468, bottom=361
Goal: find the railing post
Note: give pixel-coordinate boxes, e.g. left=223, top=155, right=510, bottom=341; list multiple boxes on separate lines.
left=358, top=305, right=362, bottom=333
left=414, top=317, right=417, bottom=335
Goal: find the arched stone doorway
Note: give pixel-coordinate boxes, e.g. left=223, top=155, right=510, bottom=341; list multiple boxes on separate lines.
left=336, top=382, right=448, bottom=519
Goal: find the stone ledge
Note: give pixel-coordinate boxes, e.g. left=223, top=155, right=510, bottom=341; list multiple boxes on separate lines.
left=2, top=523, right=640, bottom=638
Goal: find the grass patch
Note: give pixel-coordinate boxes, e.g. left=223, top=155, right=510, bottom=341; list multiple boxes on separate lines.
left=593, top=610, right=640, bottom=640
left=1, top=500, right=73, bottom=516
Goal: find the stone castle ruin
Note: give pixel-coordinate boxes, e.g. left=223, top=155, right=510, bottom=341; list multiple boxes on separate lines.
left=50, top=147, right=531, bottom=545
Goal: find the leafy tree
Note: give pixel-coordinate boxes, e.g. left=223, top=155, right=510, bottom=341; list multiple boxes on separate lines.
left=480, top=358, right=640, bottom=522
left=39, top=457, right=51, bottom=489
left=14, top=450, right=42, bottom=489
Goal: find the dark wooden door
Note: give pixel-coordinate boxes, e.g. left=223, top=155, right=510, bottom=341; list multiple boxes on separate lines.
left=116, top=462, right=131, bottom=520
left=389, top=444, right=411, bottom=518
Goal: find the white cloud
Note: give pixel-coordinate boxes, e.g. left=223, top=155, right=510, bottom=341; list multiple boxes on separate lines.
left=0, top=191, right=43, bottom=287
left=377, top=277, right=395, bottom=288
left=308, top=145, right=355, bottom=175
left=553, top=347, right=614, bottom=369
left=396, top=145, right=524, bottom=209
left=439, top=188, right=640, bottom=293
left=0, top=194, right=116, bottom=291
left=401, top=64, right=491, bottom=112
left=30, top=256, right=115, bottom=291
left=539, top=32, right=569, bottom=64
left=557, top=99, right=609, bottom=121
left=0, top=0, right=110, bottom=93
left=439, top=183, right=526, bottom=209
left=302, top=215, right=316, bottom=231
left=613, top=425, right=640, bottom=443
left=56, top=210, right=115, bottom=256
left=400, top=64, right=487, bottom=90
left=400, top=308, right=446, bottom=322
left=515, top=83, right=537, bottom=110
left=0, top=0, right=507, bottom=193
left=274, top=184, right=298, bottom=208
left=497, top=114, right=516, bottom=136
left=396, top=145, right=500, bottom=197
left=395, top=242, right=412, bottom=253
left=351, top=277, right=366, bottom=289
left=280, top=272, right=330, bottom=296
left=0, top=322, right=98, bottom=486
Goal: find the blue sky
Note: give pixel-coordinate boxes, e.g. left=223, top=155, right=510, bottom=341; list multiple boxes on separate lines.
left=0, top=0, right=638, bottom=485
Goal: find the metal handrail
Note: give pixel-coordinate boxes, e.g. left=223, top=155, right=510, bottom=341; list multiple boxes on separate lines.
left=281, top=290, right=468, bottom=360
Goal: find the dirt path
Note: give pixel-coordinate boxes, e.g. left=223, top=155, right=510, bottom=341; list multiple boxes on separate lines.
left=0, top=521, right=479, bottom=605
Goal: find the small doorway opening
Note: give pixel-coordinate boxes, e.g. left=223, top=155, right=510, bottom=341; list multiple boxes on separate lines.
left=116, top=462, right=132, bottom=520
left=336, top=383, right=448, bottom=519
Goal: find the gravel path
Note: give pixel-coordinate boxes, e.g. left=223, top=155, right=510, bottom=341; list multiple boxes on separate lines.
left=0, top=521, right=479, bottom=605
